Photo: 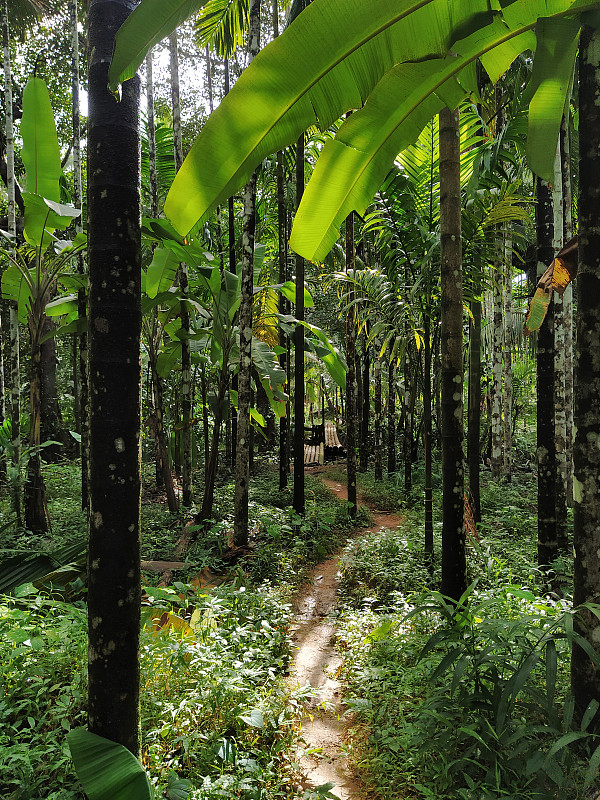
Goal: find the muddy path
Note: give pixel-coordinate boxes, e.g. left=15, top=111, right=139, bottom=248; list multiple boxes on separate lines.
left=289, top=467, right=404, bottom=799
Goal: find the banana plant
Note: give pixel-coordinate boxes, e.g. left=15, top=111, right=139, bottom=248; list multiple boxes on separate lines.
left=108, top=0, right=587, bottom=262
left=0, top=77, right=86, bottom=534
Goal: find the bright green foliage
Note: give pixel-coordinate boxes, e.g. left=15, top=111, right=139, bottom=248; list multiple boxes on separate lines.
left=20, top=77, right=62, bottom=203
left=67, top=729, right=153, bottom=800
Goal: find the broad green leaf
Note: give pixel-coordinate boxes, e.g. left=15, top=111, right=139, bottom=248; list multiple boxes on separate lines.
left=67, top=728, right=153, bottom=800
left=1, top=264, right=32, bottom=322
left=23, top=193, right=80, bottom=248
left=109, top=1, right=205, bottom=93
left=278, top=280, right=314, bottom=308
left=164, top=0, right=496, bottom=235
left=146, top=247, right=179, bottom=298
left=45, top=294, right=78, bottom=317
left=526, top=17, right=580, bottom=181
left=584, top=742, right=600, bottom=788
left=21, top=77, right=61, bottom=202
left=252, top=339, right=286, bottom=389
left=240, top=708, right=264, bottom=728
left=524, top=286, right=552, bottom=333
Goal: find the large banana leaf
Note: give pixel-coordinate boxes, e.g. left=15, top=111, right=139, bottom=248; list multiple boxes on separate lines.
left=289, top=13, right=560, bottom=261
left=20, top=77, right=62, bottom=203
left=526, top=17, right=580, bottom=181
left=67, top=728, right=153, bottom=800
left=160, top=0, right=494, bottom=234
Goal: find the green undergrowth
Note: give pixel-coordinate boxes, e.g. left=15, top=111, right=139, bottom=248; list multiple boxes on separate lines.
left=334, top=469, right=592, bottom=800
left=0, top=580, right=306, bottom=799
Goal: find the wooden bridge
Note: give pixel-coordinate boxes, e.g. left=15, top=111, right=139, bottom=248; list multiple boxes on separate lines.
left=304, top=422, right=345, bottom=465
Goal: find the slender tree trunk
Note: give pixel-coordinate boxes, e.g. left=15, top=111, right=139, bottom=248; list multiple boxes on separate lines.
left=374, top=341, right=382, bottom=481
left=277, top=148, right=289, bottom=490
left=87, top=0, right=142, bottom=754
left=293, top=132, right=305, bottom=515
left=553, top=141, right=568, bottom=553
left=468, top=296, right=482, bottom=523
left=439, top=106, right=466, bottom=602
left=491, top=246, right=503, bottom=478
left=0, top=306, right=5, bottom=482
left=535, top=175, right=557, bottom=568
left=503, top=230, right=513, bottom=481
left=234, top=0, right=261, bottom=546
left=146, top=50, right=159, bottom=220
left=2, top=0, right=21, bottom=525
left=387, top=356, right=396, bottom=475
left=561, top=117, right=574, bottom=507
left=70, top=0, right=88, bottom=511
left=169, top=31, right=193, bottom=507
left=423, top=321, right=433, bottom=562
left=345, top=213, right=357, bottom=519
left=150, top=363, right=178, bottom=513
left=202, top=359, right=229, bottom=518
left=359, top=344, right=370, bottom=472
left=572, top=25, right=600, bottom=731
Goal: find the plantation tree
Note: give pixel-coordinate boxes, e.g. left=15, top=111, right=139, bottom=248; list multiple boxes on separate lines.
left=572, top=22, right=600, bottom=730
left=87, top=0, right=142, bottom=753
left=439, top=106, right=466, bottom=601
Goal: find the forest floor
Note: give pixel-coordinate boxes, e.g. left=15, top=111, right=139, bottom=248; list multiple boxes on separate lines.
left=290, top=466, right=404, bottom=799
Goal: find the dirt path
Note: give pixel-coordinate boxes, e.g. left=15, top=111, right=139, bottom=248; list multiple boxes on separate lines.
left=289, top=467, right=404, bottom=799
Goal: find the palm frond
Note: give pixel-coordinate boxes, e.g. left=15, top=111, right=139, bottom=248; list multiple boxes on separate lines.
left=194, top=0, right=250, bottom=59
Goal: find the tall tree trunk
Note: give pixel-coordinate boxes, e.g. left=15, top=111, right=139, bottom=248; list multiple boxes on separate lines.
left=490, top=247, right=503, bottom=478
left=561, top=117, right=574, bottom=507
left=423, top=319, right=433, bottom=563
left=345, top=213, right=357, bottom=519
left=439, top=106, right=466, bottom=602
left=202, top=359, right=229, bottom=518
left=70, top=0, right=88, bottom=511
left=572, top=24, right=600, bottom=731
left=150, top=364, right=178, bottom=513
left=277, top=148, right=289, bottom=490
left=359, top=343, right=370, bottom=472
left=0, top=306, right=5, bottom=483
left=2, top=0, right=21, bottom=526
left=553, top=141, right=568, bottom=553
left=502, top=230, right=513, bottom=481
left=234, top=0, right=261, bottom=546
left=535, top=175, right=557, bottom=568
left=87, top=0, right=142, bottom=754
left=468, top=296, right=482, bottom=523
left=146, top=50, right=159, bottom=220
left=387, top=356, right=396, bottom=475
left=374, top=341, right=382, bottom=481
left=293, top=131, right=305, bottom=516
left=169, top=31, right=193, bottom=507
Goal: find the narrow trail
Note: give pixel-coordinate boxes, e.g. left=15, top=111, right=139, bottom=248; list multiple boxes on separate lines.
left=289, top=467, right=404, bottom=799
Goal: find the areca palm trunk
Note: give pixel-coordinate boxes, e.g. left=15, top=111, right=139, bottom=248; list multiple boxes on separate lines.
left=2, top=0, right=21, bottom=525
left=170, top=31, right=193, bottom=507
left=374, top=340, right=382, bottom=481
left=345, top=212, right=357, bottom=519
left=502, top=231, right=513, bottom=481
left=293, top=131, right=305, bottom=515
left=490, top=249, right=503, bottom=478
left=87, top=0, right=142, bottom=754
left=561, top=117, right=574, bottom=507
left=553, top=142, right=568, bottom=553
left=71, top=0, right=88, bottom=511
left=535, top=175, right=557, bottom=568
left=234, top=0, right=261, bottom=546
left=572, top=24, right=600, bottom=730
left=468, top=294, right=482, bottom=523
left=387, top=356, right=396, bottom=475
left=439, top=106, right=466, bottom=602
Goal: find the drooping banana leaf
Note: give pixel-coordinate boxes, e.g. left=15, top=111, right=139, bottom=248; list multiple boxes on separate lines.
left=67, top=728, right=154, bottom=800
left=160, top=0, right=496, bottom=234
left=524, top=235, right=578, bottom=333
left=526, top=17, right=580, bottom=181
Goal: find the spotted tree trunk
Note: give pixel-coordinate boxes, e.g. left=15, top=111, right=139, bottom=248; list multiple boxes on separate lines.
left=87, top=0, right=142, bottom=754
left=439, top=106, right=466, bottom=602
left=572, top=25, right=600, bottom=731
left=345, top=212, right=357, bottom=520
left=535, top=175, right=557, bottom=568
